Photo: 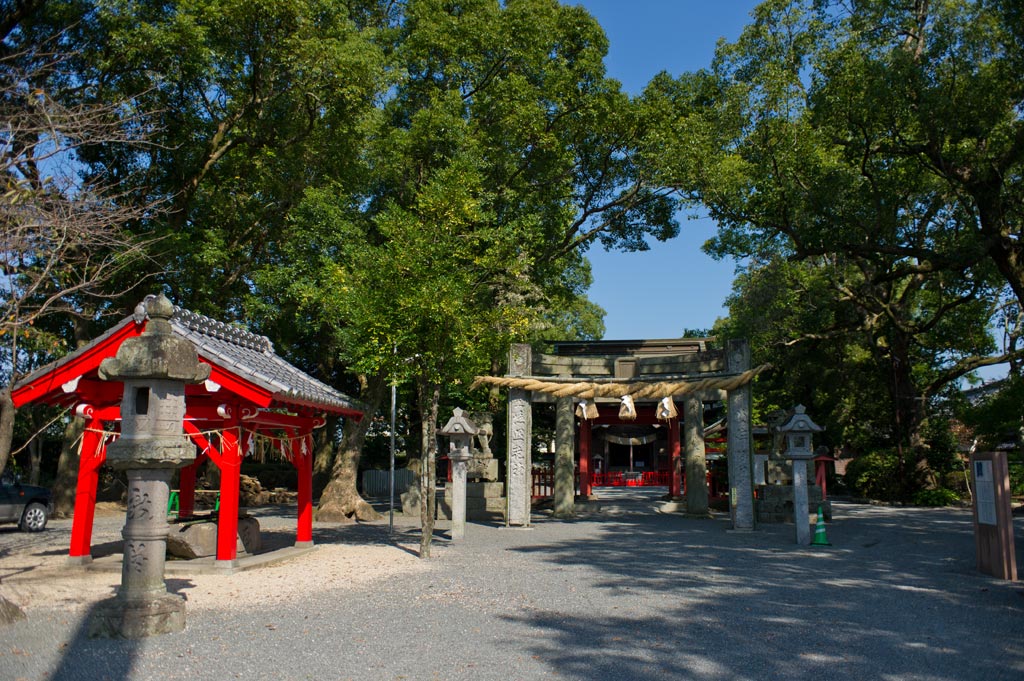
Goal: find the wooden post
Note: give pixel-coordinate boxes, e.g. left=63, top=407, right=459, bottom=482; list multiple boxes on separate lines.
left=668, top=416, right=681, bottom=498
left=215, top=427, right=241, bottom=566
left=68, top=417, right=105, bottom=564
left=295, top=433, right=314, bottom=547
left=579, top=419, right=592, bottom=497
left=971, top=451, right=1017, bottom=581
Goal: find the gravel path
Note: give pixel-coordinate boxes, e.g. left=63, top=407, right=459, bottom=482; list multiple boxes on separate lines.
left=2, top=490, right=1023, bottom=681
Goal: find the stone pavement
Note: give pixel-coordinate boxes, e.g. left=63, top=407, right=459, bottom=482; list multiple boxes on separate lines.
left=2, top=489, right=1023, bottom=680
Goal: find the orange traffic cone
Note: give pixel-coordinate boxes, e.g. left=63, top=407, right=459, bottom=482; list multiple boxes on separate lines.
left=811, top=505, right=830, bottom=546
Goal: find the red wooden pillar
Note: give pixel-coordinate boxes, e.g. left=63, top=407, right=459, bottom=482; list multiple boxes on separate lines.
left=216, top=427, right=242, bottom=564
left=669, top=416, right=682, bottom=498
left=579, top=419, right=592, bottom=497
left=68, top=417, right=106, bottom=564
left=295, top=432, right=314, bottom=546
left=815, top=460, right=828, bottom=500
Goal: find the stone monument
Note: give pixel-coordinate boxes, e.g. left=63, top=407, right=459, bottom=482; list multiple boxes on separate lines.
left=88, top=294, right=210, bottom=638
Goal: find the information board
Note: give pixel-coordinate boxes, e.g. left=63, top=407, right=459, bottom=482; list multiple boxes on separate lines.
left=974, top=460, right=996, bottom=526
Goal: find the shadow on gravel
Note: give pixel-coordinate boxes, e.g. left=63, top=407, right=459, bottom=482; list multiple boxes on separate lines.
left=502, top=501, right=1024, bottom=681
left=49, top=601, right=140, bottom=681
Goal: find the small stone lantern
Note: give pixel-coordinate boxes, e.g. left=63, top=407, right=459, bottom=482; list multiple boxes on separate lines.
left=441, top=408, right=478, bottom=542
left=777, top=405, right=823, bottom=546
left=89, top=294, right=211, bottom=638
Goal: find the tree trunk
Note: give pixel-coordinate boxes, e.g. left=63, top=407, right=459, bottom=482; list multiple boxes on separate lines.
left=28, top=434, right=41, bottom=486
left=312, top=415, right=339, bottom=499
left=418, top=379, right=440, bottom=559
left=0, top=388, right=15, bottom=476
left=886, top=332, right=931, bottom=495
left=52, top=417, right=85, bottom=518
left=316, top=373, right=388, bottom=522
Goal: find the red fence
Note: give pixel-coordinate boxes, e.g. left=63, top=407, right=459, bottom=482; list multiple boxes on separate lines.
left=531, top=468, right=582, bottom=499
left=532, top=467, right=672, bottom=498
left=592, top=470, right=671, bottom=487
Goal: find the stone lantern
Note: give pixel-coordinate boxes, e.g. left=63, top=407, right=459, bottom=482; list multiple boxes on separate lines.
left=89, top=294, right=211, bottom=638
left=441, top=408, right=478, bottom=542
left=777, top=405, right=824, bottom=545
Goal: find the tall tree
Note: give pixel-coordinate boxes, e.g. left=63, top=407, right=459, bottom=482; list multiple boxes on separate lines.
left=0, top=15, right=157, bottom=473
left=259, top=0, right=677, bottom=527
left=641, top=0, right=1022, bottom=486
left=643, top=0, right=1024, bottom=307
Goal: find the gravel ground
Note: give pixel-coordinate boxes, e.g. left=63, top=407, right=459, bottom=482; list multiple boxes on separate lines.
left=1, top=490, right=1023, bottom=681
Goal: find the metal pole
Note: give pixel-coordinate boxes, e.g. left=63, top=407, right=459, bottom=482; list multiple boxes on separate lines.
left=389, top=381, right=396, bottom=535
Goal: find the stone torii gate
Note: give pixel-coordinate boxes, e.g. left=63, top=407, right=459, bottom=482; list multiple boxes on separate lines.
left=477, top=339, right=762, bottom=531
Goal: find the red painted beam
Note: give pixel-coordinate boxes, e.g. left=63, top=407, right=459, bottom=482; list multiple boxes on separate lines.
left=12, top=318, right=139, bottom=408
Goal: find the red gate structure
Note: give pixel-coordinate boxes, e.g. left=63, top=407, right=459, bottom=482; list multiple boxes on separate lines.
left=12, top=299, right=363, bottom=567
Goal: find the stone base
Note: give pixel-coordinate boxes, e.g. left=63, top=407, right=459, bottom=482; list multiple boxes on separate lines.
left=166, top=516, right=261, bottom=559
left=756, top=485, right=831, bottom=524
left=658, top=498, right=686, bottom=514
left=88, top=593, right=186, bottom=639
left=439, top=482, right=506, bottom=521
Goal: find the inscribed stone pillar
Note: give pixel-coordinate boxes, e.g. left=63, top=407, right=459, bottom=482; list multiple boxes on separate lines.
left=726, top=339, right=755, bottom=531
left=684, top=395, right=709, bottom=516
left=449, top=450, right=470, bottom=541
left=506, top=344, right=532, bottom=527
left=792, top=457, right=810, bottom=545
left=553, top=396, right=576, bottom=518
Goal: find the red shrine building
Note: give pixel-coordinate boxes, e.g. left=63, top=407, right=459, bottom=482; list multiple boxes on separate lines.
left=12, top=298, right=363, bottom=567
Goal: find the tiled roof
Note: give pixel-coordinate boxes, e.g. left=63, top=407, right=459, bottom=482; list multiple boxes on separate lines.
left=170, top=306, right=362, bottom=414
left=13, top=301, right=362, bottom=416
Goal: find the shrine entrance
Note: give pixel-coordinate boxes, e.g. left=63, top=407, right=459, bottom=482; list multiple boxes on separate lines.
left=474, top=339, right=765, bottom=529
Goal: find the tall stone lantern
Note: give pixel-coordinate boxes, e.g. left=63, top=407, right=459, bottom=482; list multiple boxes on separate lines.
left=778, top=405, right=824, bottom=546
left=441, top=408, right=478, bottom=542
left=89, top=294, right=211, bottom=638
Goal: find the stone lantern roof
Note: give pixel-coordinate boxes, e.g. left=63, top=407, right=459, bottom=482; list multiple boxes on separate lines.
left=776, top=405, right=824, bottom=435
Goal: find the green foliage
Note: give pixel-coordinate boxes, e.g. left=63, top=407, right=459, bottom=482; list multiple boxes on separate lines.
left=958, top=377, right=1024, bottom=451
left=667, top=1, right=1021, bottom=498
left=912, top=488, right=961, bottom=508
left=843, top=450, right=906, bottom=502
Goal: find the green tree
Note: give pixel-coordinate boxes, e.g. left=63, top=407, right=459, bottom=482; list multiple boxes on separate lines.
left=257, top=0, right=677, bottom=532
left=644, top=0, right=1021, bottom=493
left=0, top=10, right=159, bottom=476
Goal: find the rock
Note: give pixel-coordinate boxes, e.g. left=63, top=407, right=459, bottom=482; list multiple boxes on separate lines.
left=239, top=475, right=268, bottom=506
left=166, top=516, right=261, bottom=559
left=400, top=484, right=421, bottom=516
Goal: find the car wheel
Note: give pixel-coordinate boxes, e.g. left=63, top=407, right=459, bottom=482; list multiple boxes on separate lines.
left=19, top=502, right=48, bottom=532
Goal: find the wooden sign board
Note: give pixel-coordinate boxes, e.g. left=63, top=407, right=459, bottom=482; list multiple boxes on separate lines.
left=970, top=451, right=1017, bottom=581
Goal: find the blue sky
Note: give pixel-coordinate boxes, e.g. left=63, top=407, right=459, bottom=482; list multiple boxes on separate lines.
left=571, top=1, right=761, bottom=339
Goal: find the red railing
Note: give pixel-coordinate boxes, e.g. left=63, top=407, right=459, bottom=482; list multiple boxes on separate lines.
left=532, top=467, right=674, bottom=499
left=531, top=467, right=583, bottom=499
left=592, top=470, right=671, bottom=487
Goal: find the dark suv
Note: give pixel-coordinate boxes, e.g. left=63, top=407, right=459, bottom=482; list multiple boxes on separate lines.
left=0, top=472, right=52, bottom=532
